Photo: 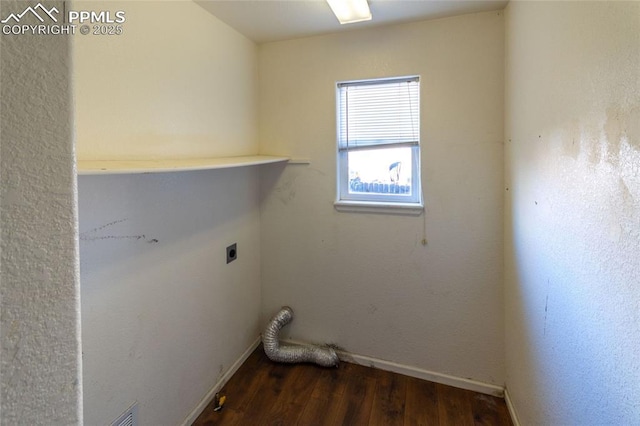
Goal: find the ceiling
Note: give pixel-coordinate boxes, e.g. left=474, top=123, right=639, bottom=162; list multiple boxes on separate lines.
left=196, top=0, right=508, bottom=44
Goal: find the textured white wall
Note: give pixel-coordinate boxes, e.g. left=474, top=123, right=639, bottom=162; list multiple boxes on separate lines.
left=75, top=2, right=262, bottom=425
left=259, top=11, right=505, bottom=386
left=504, top=2, right=640, bottom=424
left=1, top=0, right=82, bottom=424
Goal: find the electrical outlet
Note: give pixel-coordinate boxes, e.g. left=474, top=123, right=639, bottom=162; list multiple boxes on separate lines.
left=226, top=243, right=237, bottom=264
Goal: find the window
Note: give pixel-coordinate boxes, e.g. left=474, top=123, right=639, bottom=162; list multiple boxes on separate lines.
left=335, top=76, right=422, bottom=214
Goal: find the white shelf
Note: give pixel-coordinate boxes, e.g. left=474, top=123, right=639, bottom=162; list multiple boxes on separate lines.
left=77, top=155, right=289, bottom=175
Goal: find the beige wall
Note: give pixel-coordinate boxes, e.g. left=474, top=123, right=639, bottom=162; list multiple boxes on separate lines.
left=74, top=2, right=262, bottom=424
left=259, top=11, right=505, bottom=387
left=1, top=1, right=82, bottom=424
left=74, top=0, right=257, bottom=160
left=505, top=1, right=640, bottom=424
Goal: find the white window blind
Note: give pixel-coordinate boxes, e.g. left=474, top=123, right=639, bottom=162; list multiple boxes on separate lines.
left=337, top=76, right=420, bottom=151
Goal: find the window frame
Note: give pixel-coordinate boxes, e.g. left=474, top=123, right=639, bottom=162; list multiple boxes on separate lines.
left=334, top=75, right=423, bottom=215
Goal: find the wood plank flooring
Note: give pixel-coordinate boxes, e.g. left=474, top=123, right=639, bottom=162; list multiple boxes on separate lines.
left=192, top=346, right=512, bottom=426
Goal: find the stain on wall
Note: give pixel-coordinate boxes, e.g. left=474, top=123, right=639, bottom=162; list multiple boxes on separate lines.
left=505, top=2, right=640, bottom=424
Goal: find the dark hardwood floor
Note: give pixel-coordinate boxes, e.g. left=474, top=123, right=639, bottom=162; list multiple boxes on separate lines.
left=192, top=346, right=512, bottom=426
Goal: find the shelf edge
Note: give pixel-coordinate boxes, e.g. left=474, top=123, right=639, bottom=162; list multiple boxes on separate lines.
left=77, top=155, right=290, bottom=176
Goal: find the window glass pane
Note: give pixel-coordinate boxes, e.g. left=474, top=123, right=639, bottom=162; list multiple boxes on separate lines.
left=347, top=147, right=412, bottom=195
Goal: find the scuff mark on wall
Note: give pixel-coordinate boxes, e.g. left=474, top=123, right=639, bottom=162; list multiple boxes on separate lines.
left=544, top=294, right=549, bottom=336
left=562, top=120, right=581, bottom=160
left=81, top=234, right=148, bottom=242
left=274, top=172, right=299, bottom=205
left=79, top=218, right=158, bottom=243
left=82, top=218, right=128, bottom=234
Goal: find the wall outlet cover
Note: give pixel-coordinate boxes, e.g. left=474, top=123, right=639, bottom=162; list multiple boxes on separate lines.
left=226, top=243, right=237, bottom=264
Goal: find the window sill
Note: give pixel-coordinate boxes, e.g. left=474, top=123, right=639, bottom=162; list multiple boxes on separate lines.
left=334, top=200, right=424, bottom=215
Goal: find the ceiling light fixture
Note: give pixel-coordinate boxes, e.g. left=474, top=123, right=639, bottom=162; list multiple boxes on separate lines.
left=326, top=0, right=372, bottom=25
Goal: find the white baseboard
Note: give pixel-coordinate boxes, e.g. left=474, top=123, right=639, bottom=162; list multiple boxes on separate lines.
left=339, top=350, right=504, bottom=397
left=504, top=387, right=521, bottom=426
left=180, top=336, right=261, bottom=426
left=282, top=339, right=503, bottom=397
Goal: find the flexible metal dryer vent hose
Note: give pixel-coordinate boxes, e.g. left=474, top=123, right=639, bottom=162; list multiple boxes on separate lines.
left=262, top=306, right=339, bottom=368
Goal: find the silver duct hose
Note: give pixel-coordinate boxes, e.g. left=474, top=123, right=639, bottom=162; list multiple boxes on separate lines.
left=262, top=306, right=339, bottom=368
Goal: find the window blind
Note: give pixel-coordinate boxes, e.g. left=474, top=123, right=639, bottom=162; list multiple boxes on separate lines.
left=337, top=76, right=419, bottom=151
